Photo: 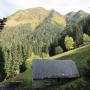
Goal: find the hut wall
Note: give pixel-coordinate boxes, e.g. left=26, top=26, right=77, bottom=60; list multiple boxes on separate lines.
left=32, top=79, right=58, bottom=89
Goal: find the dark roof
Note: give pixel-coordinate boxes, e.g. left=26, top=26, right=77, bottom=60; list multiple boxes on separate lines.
left=32, top=60, right=80, bottom=79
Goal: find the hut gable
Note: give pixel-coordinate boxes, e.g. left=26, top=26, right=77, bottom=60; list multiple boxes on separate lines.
left=32, top=60, right=80, bottom=80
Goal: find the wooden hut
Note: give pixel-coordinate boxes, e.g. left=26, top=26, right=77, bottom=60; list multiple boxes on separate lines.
left=32, top=60, right=80, bottom=89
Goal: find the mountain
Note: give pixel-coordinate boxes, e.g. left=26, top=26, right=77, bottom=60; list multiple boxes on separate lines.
left=5, top=7, right=66, bottom=31
left=5, top=7, right=89, bottom=30
left=48, top=9, right=66, bottom=25
left=66, top=10, right=89, bottom=22
left=6, top=7, right=49, bottom=30
left=66, top=11, right=76, bottom=19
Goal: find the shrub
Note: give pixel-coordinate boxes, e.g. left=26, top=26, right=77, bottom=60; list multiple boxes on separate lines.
left=83, top=33, right=90, bottom=44
left=55, top=46, right=63, bottom=54
left=65, top=36, right=74, bottom=50
left=25, top=53, right=41, bottom=69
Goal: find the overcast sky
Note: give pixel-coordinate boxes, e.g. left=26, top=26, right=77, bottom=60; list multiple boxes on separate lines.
left=0, top=0, right=90, bottom=18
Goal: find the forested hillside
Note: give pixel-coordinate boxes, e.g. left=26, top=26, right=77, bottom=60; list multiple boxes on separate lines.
left=0, top=7, right=90, bottom=90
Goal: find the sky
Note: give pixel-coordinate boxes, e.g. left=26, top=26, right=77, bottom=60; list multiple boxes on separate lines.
left=0, top=0, right=90, bottom=18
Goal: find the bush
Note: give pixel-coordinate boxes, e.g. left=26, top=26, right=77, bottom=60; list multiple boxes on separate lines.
left=55, top=46, right=63, bottom=54
left=65, top=36, right=74, bottom=50
left=25, top=53, right=41, bottom=69
left=83, top=33, right=90, bottom=44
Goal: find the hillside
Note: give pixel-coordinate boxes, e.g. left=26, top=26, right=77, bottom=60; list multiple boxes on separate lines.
left=47, top=45, right=90, bottom=90
left=50, top=45, right=90, bottom=70
left=16, top=45, right=90, bottom=89
left=6, top=7, right=49, bottom=30
left=5, top=7, right=66, bottom=31
left=35, top=9, right=66, bottom=32
left=66, top=10, right=89, bottom=22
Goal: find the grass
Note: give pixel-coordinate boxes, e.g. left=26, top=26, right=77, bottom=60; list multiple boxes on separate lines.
left=17, top=69, right=32, bottom=81
left=0, top=69, right=32, bottom=90
left=50, top=45, right=90, bottom=73
left=16, top=69, right=32, bottom=90
left=45, top=45, right=90, bottom=90
left=50, top=45, right=89, bottom=60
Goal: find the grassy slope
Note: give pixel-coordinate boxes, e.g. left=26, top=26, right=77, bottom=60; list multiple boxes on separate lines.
left=46, top=45, right=90, bottom=90
left=50, top=45, right=90, bottom=72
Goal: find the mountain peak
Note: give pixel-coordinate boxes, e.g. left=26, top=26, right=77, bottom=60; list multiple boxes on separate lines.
left=66, top=11, right=76, bottom=15
left=50, top=9, right=63, bottom=16
left=66, top=10, right=89, bottom=22
left=73, top=10, right=89, bottom=18
left=25, top=7, right=47, bottom=11
left=66, top=11, right=76, bottom=17
left=47, top=9, right=66, bottom=26
left=77, top=10, right=88, bottom=15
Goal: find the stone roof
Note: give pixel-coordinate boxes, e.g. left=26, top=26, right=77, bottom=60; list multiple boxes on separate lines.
left=32, top=60, right=80, bottom=79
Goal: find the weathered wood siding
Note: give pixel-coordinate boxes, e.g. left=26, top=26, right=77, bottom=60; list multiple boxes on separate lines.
left=32, top=79, right=58, bottom=89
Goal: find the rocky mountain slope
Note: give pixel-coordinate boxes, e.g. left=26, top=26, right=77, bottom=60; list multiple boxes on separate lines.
left=66, top=10, right=89, bottom=22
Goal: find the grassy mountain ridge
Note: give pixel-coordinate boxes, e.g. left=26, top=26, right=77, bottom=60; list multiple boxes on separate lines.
left=6, top=7, right=49, bottom=30
left=5, top=7, right=66, bottom=31
left=5, top=7, right=90, bottom=31
left=35, top=9, right=66, bottom=30
left=49, top=10, right=66, bottom=25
